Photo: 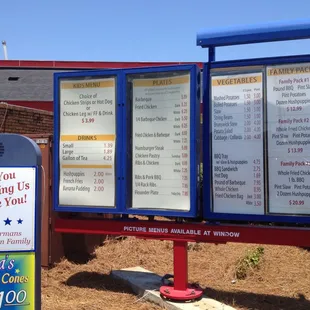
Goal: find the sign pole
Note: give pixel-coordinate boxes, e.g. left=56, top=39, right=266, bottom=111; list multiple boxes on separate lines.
left=174, top=241, right=188, bottom=291
left=160, top=241, right=203, bottom=301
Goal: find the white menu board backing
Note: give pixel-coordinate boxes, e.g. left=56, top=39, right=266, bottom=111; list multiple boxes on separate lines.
left=59, top=78, right=116, bottom=207
left=0, top=168, right=36, bottom=251
left=131, top=74, right=191, bottom=210
left=211, top=72, right=265, bottom=215
left=267, top=63, right=310, bottom=215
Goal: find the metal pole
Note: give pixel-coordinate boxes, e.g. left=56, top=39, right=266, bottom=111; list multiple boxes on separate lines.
left=208, top=47, right=215, bottom=62
left=173, top=241, right=188, bottom=291
left=2, top=41, right=8, bottom=60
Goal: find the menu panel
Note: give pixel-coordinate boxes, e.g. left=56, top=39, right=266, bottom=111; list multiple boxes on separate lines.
left=267, top=63, right=310, bottom=214
left=211, top=72, right=265, bottom=214
left=59, top=77, right=116, bottom=207
left=131, top=73, right=191, bottom=210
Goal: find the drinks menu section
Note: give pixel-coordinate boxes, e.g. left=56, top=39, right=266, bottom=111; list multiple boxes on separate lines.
left=211, top=72, right=265, bottom=215
left=267, top=63, right=310, bottom=215
left=131, top=73, right=191, bottom=211
left=59, top=77, right=116, bottom=207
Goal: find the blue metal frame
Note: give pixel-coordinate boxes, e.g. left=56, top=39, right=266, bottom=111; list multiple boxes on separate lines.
left=122, top=65, right=200, bottom=217
left=203, top=54, right=310, bottom=224
left=0, top=166, right=42, bottom=309
left=53, top=70, right=124, bottom=214
left=197, top=19, right=310, bottom=47
left=0, top=133, right=42, bottom=309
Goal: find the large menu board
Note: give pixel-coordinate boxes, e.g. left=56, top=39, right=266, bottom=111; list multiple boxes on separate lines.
left=210, top=62, right=310, bottom=218
left=211, top=72, right=265, bottom=214
left=59, top=77, right=116, bottom=207
left=130, top=73, right=191, bottom=211
left=267, top=63, right=310, bottom=215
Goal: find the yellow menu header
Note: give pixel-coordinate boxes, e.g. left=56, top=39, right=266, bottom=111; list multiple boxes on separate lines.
left=268, top=66, right=310, bottom=76
left=133, top=76, right=189, bottom=87
left=61, top=79, right=115, bottom=89
left=60, top=135, right=115, bottom=141
left=212, top=75, right=262, bottom=86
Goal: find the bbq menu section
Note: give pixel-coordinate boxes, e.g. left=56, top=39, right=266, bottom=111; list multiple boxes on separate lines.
left=267, top=63, right=310, bottom=215
left=59, top=77, right=116, bottom=207
left=131, top=73, right=191, bottom=211
left=211, top=72, right=265, bottom=215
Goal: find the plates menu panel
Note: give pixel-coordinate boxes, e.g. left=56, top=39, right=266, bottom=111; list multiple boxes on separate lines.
left=131, top=73, right=191, bottom=211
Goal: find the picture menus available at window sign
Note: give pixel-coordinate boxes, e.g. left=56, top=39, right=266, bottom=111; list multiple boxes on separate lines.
left=211, top=71, right=265, bottom=215
left=267, top=63, right=310, bottom=215
left=131, top=72, right=191, bottom=211
left=59, top=77, right=116, bottom=207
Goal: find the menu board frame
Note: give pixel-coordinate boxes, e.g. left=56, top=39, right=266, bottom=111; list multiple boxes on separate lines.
left=53, top=70, right=123, bottom=214
left=123, top=65, right=200, bottom=217
left=203, top=55, right=310, bottom=224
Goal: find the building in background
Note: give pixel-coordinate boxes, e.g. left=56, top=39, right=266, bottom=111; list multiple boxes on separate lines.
left=0, top=60, right=203, bottom=112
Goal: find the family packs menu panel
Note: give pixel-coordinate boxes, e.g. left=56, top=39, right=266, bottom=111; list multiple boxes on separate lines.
left=267, top=63, right=310, bottom=215
left=130, top=73, right=191, bottom=211
left=59, top=77, right=116, bottom=207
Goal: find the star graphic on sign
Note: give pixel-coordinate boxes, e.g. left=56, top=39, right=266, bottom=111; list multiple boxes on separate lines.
left=15, top=269, right=20, bottom=274
left=17, top=219, right=23, bottom=224
left=4, top=218, right=11, bottom=226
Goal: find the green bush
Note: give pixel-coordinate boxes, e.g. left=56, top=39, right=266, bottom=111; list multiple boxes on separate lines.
left=235, top=246, right=264, bottom=280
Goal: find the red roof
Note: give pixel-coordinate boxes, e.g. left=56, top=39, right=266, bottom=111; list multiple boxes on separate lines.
left=0, top=60, right=203, bottom=69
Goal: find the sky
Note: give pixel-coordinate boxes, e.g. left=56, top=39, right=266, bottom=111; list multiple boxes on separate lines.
left=1, top=0, right=310, bottom=62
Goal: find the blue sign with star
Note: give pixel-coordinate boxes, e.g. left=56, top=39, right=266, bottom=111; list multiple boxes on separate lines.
left=0, top=168, right=36, bottom=252
left=0, top=133, right=42, bottom=310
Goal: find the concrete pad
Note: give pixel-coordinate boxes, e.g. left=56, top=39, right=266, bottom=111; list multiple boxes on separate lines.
left=111, top=266, right=236, bottom=310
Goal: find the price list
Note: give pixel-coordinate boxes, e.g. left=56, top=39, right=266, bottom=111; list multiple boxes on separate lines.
left=59, top=77, right=116, bottom=207
left=131, top=73, right=191, bottom=211
left=267, top=63, right=310, bottom=214
left=211, top=72, right=265, bottom=215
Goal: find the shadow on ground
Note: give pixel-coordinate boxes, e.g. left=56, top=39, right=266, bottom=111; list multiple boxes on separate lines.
left=205, top=287, right=310, bottom=310
left=60, top=233, right=99, bottom=264
left=63, top=271, right=133, bottom=294
left=63, top=270, right=310, bottom=309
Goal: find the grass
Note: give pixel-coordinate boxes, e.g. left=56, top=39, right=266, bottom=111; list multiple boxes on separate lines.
left=235, top=246, right=265, bottom=280
left=42, top=237, right=310, bottom=310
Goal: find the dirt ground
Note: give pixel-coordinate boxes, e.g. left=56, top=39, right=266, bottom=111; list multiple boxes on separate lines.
left=42, top=237, right=310, bottom=310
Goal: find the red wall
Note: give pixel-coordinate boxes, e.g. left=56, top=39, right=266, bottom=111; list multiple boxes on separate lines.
left=4, top=101, right=53, bottom=112
left=0, top=103, right=53, bottom=133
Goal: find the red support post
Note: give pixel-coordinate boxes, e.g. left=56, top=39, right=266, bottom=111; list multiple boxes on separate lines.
left=159, top=241, right=204, bottom=301
left=173, top=241, right=188, bottom=291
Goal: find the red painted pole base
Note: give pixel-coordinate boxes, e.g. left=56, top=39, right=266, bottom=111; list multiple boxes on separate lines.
left=159, top=240, right=204, bottom=302
left=160, top=284, right=204, bottom=301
